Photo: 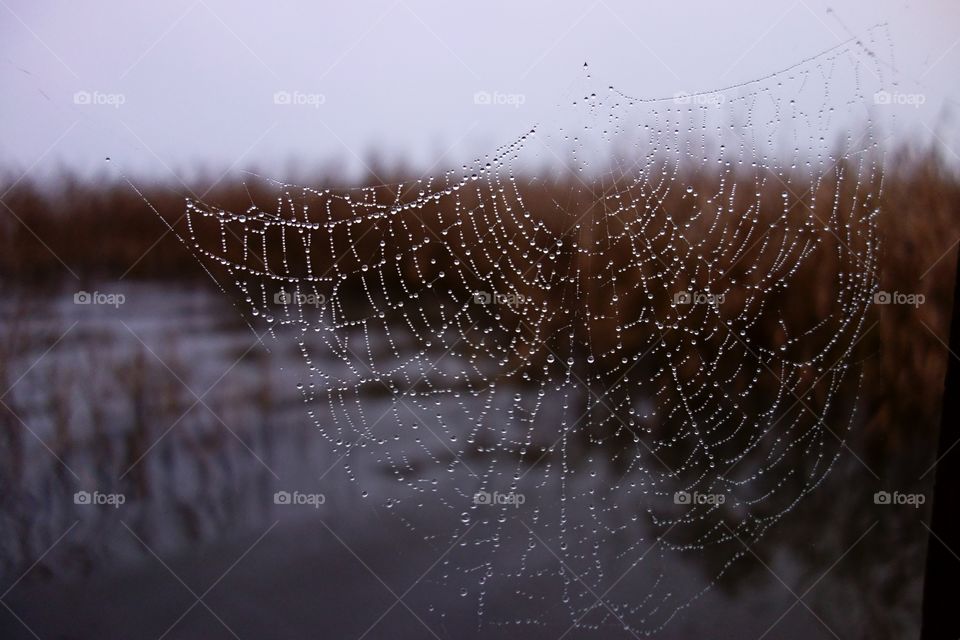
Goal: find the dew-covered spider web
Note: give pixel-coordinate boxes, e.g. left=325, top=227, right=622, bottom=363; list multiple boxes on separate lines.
left=164, top=27, right=891, bottom=636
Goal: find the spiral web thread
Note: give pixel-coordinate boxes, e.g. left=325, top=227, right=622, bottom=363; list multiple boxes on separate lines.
left=173, top=28, right=889, bottom=635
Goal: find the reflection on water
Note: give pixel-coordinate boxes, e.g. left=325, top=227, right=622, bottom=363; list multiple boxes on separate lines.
left=0, top=284, right=927, bottom=639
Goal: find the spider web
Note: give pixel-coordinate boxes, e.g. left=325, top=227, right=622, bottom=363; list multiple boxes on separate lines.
left=166, top=27, right=889, bottom=636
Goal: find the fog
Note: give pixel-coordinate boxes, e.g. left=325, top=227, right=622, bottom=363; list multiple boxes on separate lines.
left=2, top=0, right=958, bottom=182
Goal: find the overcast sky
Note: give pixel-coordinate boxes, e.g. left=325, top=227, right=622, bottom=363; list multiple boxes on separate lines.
left=1, top=0, right=958, bottom=184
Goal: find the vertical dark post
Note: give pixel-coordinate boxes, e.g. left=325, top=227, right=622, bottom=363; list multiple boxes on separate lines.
left=921, top=249, right=960, bottom=640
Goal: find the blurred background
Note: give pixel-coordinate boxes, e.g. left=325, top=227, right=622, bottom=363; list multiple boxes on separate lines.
left=1, top=1, right=960, bottom=639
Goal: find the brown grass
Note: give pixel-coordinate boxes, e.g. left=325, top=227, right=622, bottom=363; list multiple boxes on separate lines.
left=1, top=145, right=958, bottom=468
